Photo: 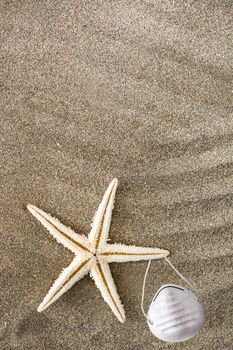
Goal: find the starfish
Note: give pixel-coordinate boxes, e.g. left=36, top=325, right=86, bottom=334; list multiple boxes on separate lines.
left=27, top=179, right=169, bottom=323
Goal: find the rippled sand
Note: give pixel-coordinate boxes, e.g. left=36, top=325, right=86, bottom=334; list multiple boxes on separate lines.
left=1, top=1, right=232, bottom=349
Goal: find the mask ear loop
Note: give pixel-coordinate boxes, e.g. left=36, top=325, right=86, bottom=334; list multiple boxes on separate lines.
left=141, top=260, right=151, bottom=320
left=141, top=252, right=203, bottom=321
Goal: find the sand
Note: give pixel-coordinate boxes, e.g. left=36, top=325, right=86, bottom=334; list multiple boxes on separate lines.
left=0, top=1, right=232, bottom=349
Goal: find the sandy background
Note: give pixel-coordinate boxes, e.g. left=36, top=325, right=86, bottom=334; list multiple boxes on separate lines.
left=1, top=1, right=232, bottom=349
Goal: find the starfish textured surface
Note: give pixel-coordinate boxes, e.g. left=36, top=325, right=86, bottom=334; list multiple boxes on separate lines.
left=27, top=179, right=169, bottom=323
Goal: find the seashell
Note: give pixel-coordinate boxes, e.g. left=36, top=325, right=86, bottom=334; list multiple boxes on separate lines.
left=147, top=284, right=206, bottom=343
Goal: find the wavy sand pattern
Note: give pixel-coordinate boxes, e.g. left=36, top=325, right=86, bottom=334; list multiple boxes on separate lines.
left=1, top=1, right=232, bottom=349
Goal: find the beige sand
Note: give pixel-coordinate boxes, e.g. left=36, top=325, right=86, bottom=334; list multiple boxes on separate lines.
left=0, top=1, right=232, bottom=349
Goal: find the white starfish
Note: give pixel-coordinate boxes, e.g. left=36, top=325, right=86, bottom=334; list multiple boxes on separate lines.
left=27, top=179, right=169, bottom=323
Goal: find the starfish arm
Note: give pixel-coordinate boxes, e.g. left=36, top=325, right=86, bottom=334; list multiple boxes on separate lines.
left=102, top=243, right=170, bottom=263
left=38, top=256, right=94, bottom=312
left=27, top=204, right=93, bottom=255
left=88, top=178, right=118, bottom=250
left=90, top=258, right=126, bottom=323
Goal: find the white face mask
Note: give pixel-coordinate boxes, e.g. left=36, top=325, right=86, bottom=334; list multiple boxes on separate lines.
left=147, top=284, right=206, bottom=343
left=141, top=258, right=206, bottom=343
